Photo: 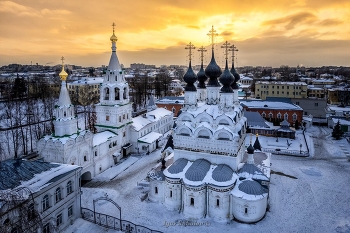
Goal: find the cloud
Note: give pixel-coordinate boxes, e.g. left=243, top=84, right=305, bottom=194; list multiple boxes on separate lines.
left=0, top=1, right=39, bottom=17
left=262, top=12, right=317, bottom=30
left=318, top=18, right=343, bottom=26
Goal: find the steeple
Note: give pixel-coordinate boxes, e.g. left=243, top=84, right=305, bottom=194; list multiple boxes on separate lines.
left=147, top=94, right=157, bottom=112
left=54, top=57, right=77, bottom=137
left=106, top=22, right=125, bottom=83
left=197, top=46, right=208, bottom=102
left=253, top=133, right=262, bottom=151
left=205, top=26, right=222, bottom=86
left=219, top=41, right=234, bottom=93
left=229, top=44, right=240, bottom=89
left=183, top=42, right=197, bottom=108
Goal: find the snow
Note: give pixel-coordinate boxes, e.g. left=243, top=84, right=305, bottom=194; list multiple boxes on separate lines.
left=131, top=108, right=172, bottom=131
left=138, top=132, right=162, bottom=144
left=65, top=126, right=350, bottom=233
left=231, top=179, right=267, bottom=201
left=241, top=100, right=302, bottom=110
left=93, top=131, right=117, bottom=147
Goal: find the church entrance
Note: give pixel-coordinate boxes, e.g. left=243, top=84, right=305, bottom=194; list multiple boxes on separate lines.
left=81, top=171, right=92, bottom=186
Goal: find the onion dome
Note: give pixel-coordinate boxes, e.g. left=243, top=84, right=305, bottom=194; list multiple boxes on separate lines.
left=230, top=62, right=240, bottom=82
left=110, top=32, right=118, bottom=42
left=197, top=63, right=208, bottom=88
left=253, top=133, right=262, bottom=151
left=247, top=144, right=255, bottom=154
left=205, top=50, right=222, bottom=86
left=219, top=60, right=234, bottom=93
left=59, top=65, right=68, bottom=81
left=183, top=61, right=197, bottom=91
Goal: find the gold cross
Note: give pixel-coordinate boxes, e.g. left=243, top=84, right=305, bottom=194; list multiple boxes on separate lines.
left=229, top=45, right=238, bottom=64
left=185, top=42, right=196, bottom=61
left=61, top=56, right=65, bottom=65
left=207, top=26, right=218, bottom=50
left=197, top=46, right=207, bottom=64
left=221, top=41, right=231, bottom=61
left=112, top=22, right=116, bottom=33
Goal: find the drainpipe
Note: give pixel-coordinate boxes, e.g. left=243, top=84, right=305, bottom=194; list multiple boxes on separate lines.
left=179, top=179, right=183, bottom=213
left=206, top=184, right=209, bottom=218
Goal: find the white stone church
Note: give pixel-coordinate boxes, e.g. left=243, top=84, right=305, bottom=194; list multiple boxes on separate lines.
left=148, top=29, right=271, bottom=223
left=37, top=26, right=173, bottom=182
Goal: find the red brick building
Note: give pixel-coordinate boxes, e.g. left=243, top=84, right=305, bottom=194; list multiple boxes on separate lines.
left=241, top=100, right=303, bottom=126
left=155, top=96, right=184, bottom=117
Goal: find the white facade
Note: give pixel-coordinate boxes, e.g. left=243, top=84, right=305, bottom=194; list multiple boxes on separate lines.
left=0, top=160, right=81, bottom=233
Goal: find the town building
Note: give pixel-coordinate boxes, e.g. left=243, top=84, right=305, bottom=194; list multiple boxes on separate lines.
left=67, top=77, right=103, bottom=105
left=255, top=81, right=307, bottom=100
left=155, top=96, right=184, bottom=116
left=0, top=159, right=81, bottom=233
left=327, top=87, right=350, bottom=105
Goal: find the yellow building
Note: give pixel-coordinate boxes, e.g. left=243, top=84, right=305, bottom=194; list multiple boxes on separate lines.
left=67, top=77, right=103, bottom=105
left=255, top=81, right=307, bottom=100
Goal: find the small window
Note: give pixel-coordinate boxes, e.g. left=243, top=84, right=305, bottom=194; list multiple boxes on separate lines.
left=106, top=115, right=109, bottom=121
left=123, top=132, right=126, bottom=137
left=68, top=205, right=73, bottom=218
left=55, top=188, right=62, bottom=203
left=28, top=203, right=35, bottom=220
left=123, top=114, right=125, bottom=119
left=170, top=191, right=172, bottom=198
left=245, top=207, right=248, bottom=214
left=67, top=181, right=73, bottom=195
left=314, top=103, right=318, bottom=107
left=155, top=187, right=158, bottom=194
left=94, top=151, right=97, bottom=157
left=84, top=156, right=87, bottom=161
left=56, top=213, right=63, bottom=227
left=43, top=195, right=50, bottom=210
left=216, top=199, right=220, bottom=207
left=119, top=116, right=121, bottom=122
left=190, top=198, right=194, bottom=206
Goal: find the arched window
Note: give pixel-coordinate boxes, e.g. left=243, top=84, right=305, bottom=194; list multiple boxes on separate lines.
left=123, top=87, right=127, bottom=99
left=268, top=112, right=273, bottom=119
left=216, top=199, right=220, bottom=207
left=55, top=188, right=62, bottom=203
left=155, top=187, right=158, bottom=194
left=190, top=198, right=194, bottom=206
left=284, top=113, right=288, bottom=120
left=104, top=88, right=109, bottom=100
left=292, top=113, right=297, bottom=121
left=67, top=181, right=73, bottom=195
left=277, top=113, right=282, bottom=119
left=170, top=190, right=172, bottom=198
left=42, top=195, right=49, bottom=210
left=115, top=88, right=120, bottom=100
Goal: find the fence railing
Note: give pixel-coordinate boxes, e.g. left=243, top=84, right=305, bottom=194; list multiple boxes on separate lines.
left=262, top=148, right=309, bottom=156
left=81, top=207, right=163, bottom=233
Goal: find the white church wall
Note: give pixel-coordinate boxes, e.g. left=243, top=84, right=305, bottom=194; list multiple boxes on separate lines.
left=207, top=186, right=231, bottom=221
left=149, top=180, right=164, bottom=203
left=183, top=186, right=206, bottom=219
left=232, top=195, right=268, bottom=223
left=164, top=179, right=182, bottom=211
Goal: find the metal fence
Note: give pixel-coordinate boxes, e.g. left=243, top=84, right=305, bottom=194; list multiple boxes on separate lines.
left=81, top=208, right=163, bottom=233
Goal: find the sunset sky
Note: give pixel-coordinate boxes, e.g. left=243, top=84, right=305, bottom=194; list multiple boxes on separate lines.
left=0, top=0, right=349, bottom=68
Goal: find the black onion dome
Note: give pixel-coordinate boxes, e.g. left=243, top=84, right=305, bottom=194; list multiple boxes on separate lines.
left=197, top=64, right=208, bottom=88
left=230, top=62, right=240, bottom=82
left=231, top=81, right=239, bottom=90
left=183, top=61, right=197, bottom=91
left=247, top=144, right=255, bottom=154
left=219, top=60, right=234, bottom=93
left=205, top=50, right=222, bottom=86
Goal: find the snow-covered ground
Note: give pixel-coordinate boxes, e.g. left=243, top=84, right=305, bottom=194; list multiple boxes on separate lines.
left=64, top=126, right=350, bottom=233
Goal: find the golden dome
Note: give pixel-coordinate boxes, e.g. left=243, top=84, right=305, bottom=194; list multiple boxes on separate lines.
left=110, top=32, right=118, bottom=42
left=59, top=56, right=68, bottom=81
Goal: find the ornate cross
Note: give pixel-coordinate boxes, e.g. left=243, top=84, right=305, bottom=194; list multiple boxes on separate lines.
left=229, top=45, right=238, bottom=64
left=61, top=56, right=65, bottom=65
left=197, top=46, right=207, bottom=64
left=207, top=26, right=218, bottom=50
left=221, top=41, right=231, bottom=60
left=112, top=22, right=116, bottom=34
left=185, top=42, right=196, bottom=61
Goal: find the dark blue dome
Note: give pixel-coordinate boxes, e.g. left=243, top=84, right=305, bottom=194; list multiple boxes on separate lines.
left=230, top=62, right=240, bottom=82
left=219, top=60, right=234, bottom=93
left=205, top=50, right=221, bottom=86
left=247, top=144, right=255, bottom=154
left=197, top=64, right=208, bottom=89
left=183, top=61, right=197, bottom=91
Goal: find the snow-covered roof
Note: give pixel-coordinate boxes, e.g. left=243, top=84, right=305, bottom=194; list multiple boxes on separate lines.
left=42, top=130, right=90, bottom=145
left=131, top=108, right=172, bottom=131
left=0, top=159, right=80, bottom=194
left=93, top=131, right=117, bottom=146
left=331, top=118, right=350, bottom=126
left=239, top=164, right=269, bottom=181
left=241, top=101, right=302, bottom=110
left=138, top=132, right=162, bottom=144
left=156, top=96, right=184, bottom=104
left=70, top=77, right=103, bottom=85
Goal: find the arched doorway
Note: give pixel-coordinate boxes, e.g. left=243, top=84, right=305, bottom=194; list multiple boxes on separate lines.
left=81, top=171, right=92, bottom=186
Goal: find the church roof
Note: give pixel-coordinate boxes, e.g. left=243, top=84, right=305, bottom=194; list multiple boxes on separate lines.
left=162, top=135, right=174, bottom=152
left=205, top=50, right=222, bottom=86
left=212, top=164, right=234, bottom=182
left=219, top=60, right=234, bottom=93
left=185, top=159, right=211, bottom=182
left=93, top=131, right=117, bottom=147
left=57, top=81, right=72, bottom=106
left=238, top=179, right=268, bottom=195
left=183, top=61, right=197, bottom=92
left=168, top=158, right=188, bottom=174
